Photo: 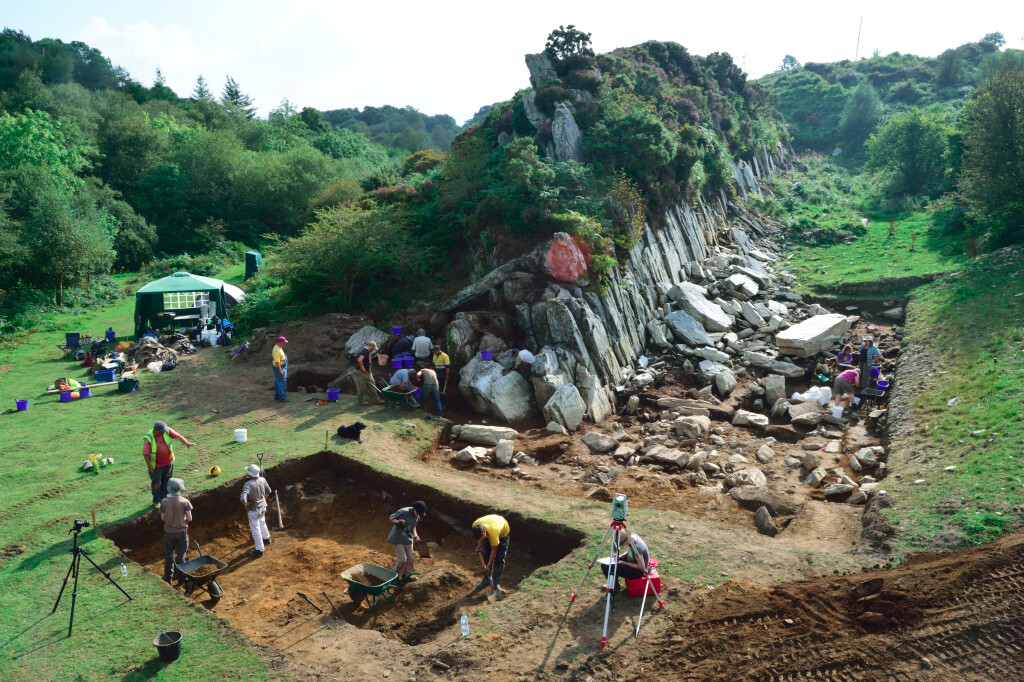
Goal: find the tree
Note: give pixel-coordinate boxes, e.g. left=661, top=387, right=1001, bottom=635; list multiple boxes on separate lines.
left=780, top=55, right=799, bottom=71
left=149, top=66, right=177, bottom=102
left=959, top=65, right=1024, bottom=244
left=866, top=109, right=947, bottom=195
left=192, top=74, right=213, bottom=101
left=982, top=32, right=1006, bottom=48
left=544, top=25, right=593, bottom=61
left=221, top=76, right=256, bottom=119
left=838, top=79, right=882, bottom=147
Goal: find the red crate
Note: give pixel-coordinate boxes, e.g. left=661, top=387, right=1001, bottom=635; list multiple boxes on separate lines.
left=625, top=568, right=661, bottom=597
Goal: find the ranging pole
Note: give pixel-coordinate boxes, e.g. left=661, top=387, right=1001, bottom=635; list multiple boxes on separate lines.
left=855, top=16, right=863, bottom=60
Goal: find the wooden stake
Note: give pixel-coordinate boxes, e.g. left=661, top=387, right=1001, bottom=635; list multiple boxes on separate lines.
left=91, top=510, right=99, bottom=536
left=325, top=429, right=329, bottom=450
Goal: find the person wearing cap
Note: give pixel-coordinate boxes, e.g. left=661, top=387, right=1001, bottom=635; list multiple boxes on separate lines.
left=390, top=333, right=415, bottom=358
left=600, top=529, right=650, bottom=596
left=356, top=341, right=382, bottom=406
left=272, top=336, right=289, bottom=402
left=472, top=514, right=510, bottom=599
left=430, top=345, right=450, bottom=386
left=387, top=501, right=426, bottom=582
left=412, top=329, right=432, bottom=360
left=241, top=464, right=273, bottom=558
left=160, top=478, right=193, bottom=583
left=506, top=348, right=535, bottom=381
left=416, top=367, right=443, bottom=417
left=143, top=421, right=195, bottom=509
left=858, top=337, right=882, bottom=390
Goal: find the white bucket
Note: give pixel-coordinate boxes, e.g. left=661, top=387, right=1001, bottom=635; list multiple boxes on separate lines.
left=831, top=406, right=844, bottom=419
left=234, top=428, right=247, bottom=443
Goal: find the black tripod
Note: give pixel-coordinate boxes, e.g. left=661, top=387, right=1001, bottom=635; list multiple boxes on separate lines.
left=51, top=521, right=132, bottom=637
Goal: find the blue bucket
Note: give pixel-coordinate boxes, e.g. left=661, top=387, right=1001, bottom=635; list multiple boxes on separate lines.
left=15, top=399, right=28, bottom=411
left=403, top=357, right=414, bottom=368
left=413, top=388, right=421, bottom=399
left=480, top=350, right=493, bottom=361
left=326, top=387, right=340, bottom=401
left=59, top=392, right=72, bottom=403
left=80, top=383, right=91, bottom=398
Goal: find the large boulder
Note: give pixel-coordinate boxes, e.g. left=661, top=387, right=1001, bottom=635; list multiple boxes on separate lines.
left=458, top=357, right=537, bottom=423
left=754, top=506, right=779, bottom=537
left=582, top=432, right=617, bottom=453
left=725, top=467, right=768, bottom=488
left=725, top=274, right=759, bottom=299
left=459, top=424, right=519, bottom=446
left=776, top=314, right=852, bottom=358
left=733, top=410, right=770, bottom=428
left=345, top=326, right=390, bottom=358
left=542, top=384, right=587, bottom=431
left=577, top=370, right=615, bottom=422
left=542, top=232, right=590, bottom=284
left=551, top=103, right=583, bottom=163
left=668, top=282, right=732, bottom=332
left=521, top=91, right=547, bottom=129
left=445, top=318, right=479, bottom=365
left=728, top=485, right=796, bottom=516
left=664, top=310, right=713, bottom=347
left=673, top=415, right=711, bottom=439
left=525, top=52, right=559, bottom=89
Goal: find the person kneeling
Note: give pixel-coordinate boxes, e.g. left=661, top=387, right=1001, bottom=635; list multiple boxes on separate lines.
left=600, top=530, right=650, bottom=596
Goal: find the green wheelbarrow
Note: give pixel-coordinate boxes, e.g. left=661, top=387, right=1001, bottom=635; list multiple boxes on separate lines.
left=371, top=382, right=419, bottom=410
left=340, top=563, right=418, bottom=612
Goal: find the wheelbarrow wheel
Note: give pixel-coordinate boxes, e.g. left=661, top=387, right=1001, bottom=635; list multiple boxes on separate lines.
left=208, top=578, right=224, bottom=598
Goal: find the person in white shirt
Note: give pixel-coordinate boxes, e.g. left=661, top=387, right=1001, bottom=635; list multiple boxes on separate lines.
left=508, top=348, right=535, bottom=381
left=411, top=329, right=432, bottom=360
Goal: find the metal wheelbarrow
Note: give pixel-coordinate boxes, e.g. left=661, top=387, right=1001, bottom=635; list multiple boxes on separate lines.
left=341, top=563, right=417, bottom=612
left=175, top=541, right=227, bottom=603
left=371, top=382, right=419, bottom=410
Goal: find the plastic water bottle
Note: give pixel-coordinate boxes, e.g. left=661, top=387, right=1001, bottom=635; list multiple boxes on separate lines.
left=460, top=612, right=469, bottom=637
left=120, top=563, right=128, bottom=577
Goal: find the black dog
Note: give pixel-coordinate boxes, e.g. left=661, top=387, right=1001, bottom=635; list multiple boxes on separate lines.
left=336, top=422, right=367, bottom=443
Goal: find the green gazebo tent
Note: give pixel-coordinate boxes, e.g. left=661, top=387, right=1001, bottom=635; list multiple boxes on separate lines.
left=134, top=272, right=228, bottom=339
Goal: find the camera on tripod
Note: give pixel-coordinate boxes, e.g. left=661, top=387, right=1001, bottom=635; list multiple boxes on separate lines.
left=70, top=519, right=90, bottom=533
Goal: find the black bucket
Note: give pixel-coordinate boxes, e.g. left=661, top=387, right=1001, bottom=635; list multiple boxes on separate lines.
left=153, top=631, right=182, bottom=662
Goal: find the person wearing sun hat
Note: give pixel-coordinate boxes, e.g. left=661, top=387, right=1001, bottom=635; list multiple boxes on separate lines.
left=241, top=464, right=273, bottom=558
left=160, top=478, right=193, bottom=583
left=387, top=500, right=426, bottom=581
left=272, top=336, right=289, bottom=402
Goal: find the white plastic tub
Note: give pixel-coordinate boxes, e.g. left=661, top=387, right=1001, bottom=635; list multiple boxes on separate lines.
left=831, top=405, right=844, bottom=419
left=234, top=428, right=247, bottom=443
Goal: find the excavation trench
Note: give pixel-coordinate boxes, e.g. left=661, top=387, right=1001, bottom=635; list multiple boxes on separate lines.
left=106, top=451, right=581, bottom=647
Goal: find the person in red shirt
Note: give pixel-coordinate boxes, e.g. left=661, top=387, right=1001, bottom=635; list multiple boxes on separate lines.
left=143, top=421, right=196, bottom=509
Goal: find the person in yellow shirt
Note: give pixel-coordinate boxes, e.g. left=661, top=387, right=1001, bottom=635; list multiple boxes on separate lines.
left=472, top=514, right=510, bottom=598
left=431, top=345, right=450, bottom=387
left=272, top=336, right=288, bottom=402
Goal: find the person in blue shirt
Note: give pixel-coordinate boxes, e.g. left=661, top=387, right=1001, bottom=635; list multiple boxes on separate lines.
left=858, top=337, right=882, bottom=388
left=389, top=368, right=411, bottom=387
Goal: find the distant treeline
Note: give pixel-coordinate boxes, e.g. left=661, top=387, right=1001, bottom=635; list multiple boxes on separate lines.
left=320, top=105, right=460, bottom=152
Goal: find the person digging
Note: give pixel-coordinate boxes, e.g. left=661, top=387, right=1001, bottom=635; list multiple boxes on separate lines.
left=356, top=341, right=383, bottom=406
left=387, top=501, right=427, bottom=583
left=241, top=464, right=273, bottom=558
left=472, top=514, right=510, bottom=599
left=143, top=421, right=195, bottom=509
left=160, top=478, right=193, bottom=584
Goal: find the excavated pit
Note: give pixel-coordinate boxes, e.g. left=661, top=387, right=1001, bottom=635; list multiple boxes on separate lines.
left=106, top=451, right=581, bottom=647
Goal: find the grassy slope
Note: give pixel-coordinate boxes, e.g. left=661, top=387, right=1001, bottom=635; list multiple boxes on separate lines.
left=0, top=263, right=397, bottom=680
left=883, top=246, right=1024, bottom=553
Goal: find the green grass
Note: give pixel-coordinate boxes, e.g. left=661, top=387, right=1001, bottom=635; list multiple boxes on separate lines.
left=881, top=245, right=1024, bottom=553
left=785, top=210, right=968, bottom=297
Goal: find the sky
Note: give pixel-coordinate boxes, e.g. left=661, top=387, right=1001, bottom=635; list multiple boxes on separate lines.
left=6, top=1, right=1024, bottom=123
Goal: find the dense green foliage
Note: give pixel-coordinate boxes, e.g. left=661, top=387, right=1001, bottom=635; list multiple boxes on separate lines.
left=0, top=30, right=408, bottom=327
left=759, top=37, right=1023, bottom=153
left=321, top=104, right=460, bottom=152
left=866, top=110, right=949, bottom=195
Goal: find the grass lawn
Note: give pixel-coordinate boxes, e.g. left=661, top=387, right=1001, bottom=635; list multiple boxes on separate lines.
left=881, top=245, right=1024, bottom=553
left=0, top=263, right=392, bottom=680
left=785, top=210, right=968, bottom=298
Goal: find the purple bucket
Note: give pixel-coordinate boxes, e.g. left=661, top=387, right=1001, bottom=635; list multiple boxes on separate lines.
left=59, top=392, right=72, bottom=403
left=392, top=359, right=403, bottom=369
left=403, top=357, right=414, bottom=368
left=326, top=387, right=340, bottom=401
left=392, top=326, right=401, bottom=335
left=480, top=350, right=493, bottom=361
left=413, top=388, right=421, bottom=399
left=79, top=387, right=92, bottom=398
left=15, top=399, right=28, bottom=411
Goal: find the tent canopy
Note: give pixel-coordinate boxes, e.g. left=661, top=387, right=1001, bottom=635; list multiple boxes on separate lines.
left=134, top=272, right=228, bottom=339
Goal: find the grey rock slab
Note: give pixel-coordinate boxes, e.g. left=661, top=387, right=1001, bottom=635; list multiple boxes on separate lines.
left=345, top=326, right=391, bottom=358
left=452, top=446, right=489, bottom=463
left=665, top=310, right=713, bottom=347
left=768, top=360, right=805, bottom=378
left=756, top=444, right=775, bottom=463
left=494, top=439, right=515, bottom=466
left=725, top=274, right=759, bottom=299
left=673, top=415, right=711, bottom=440
left=804, top=467, right=828, bottom=488
left=551, top=103, right=582, bottom=163
left=582, top=431, right=617, bottom=454
left=541, top=383, right=587, bottom=431
left=459, top=424, right=519, bottom=446
left=729, top=485, right=797, bottom=516
left=754, top=506, right=779, bottom=537
left=726, top=468, right=768, bottom=488
left=669, top=282, right=732, bottom=332
left=740, top=301, right=766, bottom=326
left=776, top=314, right=852, bottom=358
left=714, top=369, right=737, bottom=397
left=545, top=421, right=567, bottom=434
left=763, top=374, right=786, bottom=406
left=524, top=52, right=559, bottom=89
left=733, top=410, right=770, bottom=428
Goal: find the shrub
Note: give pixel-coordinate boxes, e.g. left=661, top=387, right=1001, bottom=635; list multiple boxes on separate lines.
left=402, top=149, right=444, bottom=175
left=535, top=84, right=570, bottom=117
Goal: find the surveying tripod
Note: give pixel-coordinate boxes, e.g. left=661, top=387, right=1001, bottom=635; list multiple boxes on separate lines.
left=569, top=494, right=663, bottom=647
left=51, top=520, right=133, bottom=637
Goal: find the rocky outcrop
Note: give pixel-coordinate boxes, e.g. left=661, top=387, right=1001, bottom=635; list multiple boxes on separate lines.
left=525, top=53, right=559, bottom=89
left=458, top=356, right=537, bottom=423
left=776, top=314, right=851, bottom=357
left=550, top=103, right=582, bottom=162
